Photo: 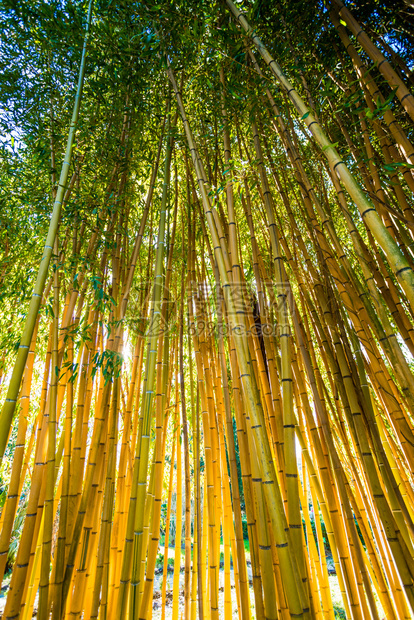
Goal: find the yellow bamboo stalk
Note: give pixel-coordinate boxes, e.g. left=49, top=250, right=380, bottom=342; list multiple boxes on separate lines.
left=172, top=358, right=182, bottom=620
left=329, top=0, right=414, bottom=122
left=225, top=0, right=414, bottom=316
left=168, top=59, right=310, bottom=620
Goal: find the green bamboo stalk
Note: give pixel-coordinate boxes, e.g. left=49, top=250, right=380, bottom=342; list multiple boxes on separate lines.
left=0, top=0, right=94, bottom=462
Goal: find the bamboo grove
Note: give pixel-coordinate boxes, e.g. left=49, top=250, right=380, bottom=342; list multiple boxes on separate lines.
left=1, top=0, right=414, bottom=618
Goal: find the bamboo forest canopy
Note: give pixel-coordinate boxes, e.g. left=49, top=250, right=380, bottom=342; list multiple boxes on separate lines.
left=1, top=0, right=414, bottom=619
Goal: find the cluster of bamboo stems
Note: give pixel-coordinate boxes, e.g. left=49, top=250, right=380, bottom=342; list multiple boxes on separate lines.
left=1, top=0, right=414, bottom=618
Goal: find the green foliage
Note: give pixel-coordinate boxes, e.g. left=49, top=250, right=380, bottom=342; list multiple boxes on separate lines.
left=92, top=349, right=124, bottom=384
left=4, top=495, right=28, bottom=574
left=334, top=604, right=346, bottom=619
